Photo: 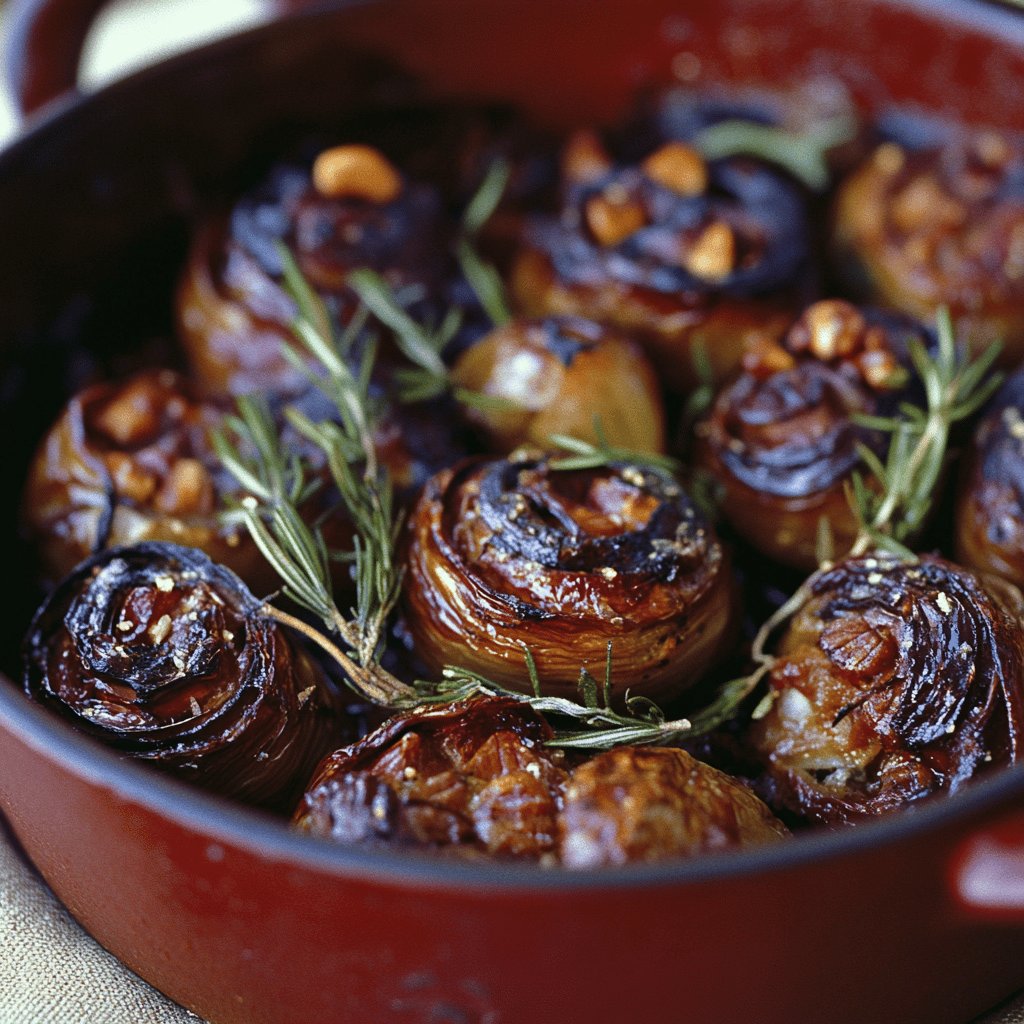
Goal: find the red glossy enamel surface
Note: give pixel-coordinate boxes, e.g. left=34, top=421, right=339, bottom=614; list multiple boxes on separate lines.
left=3, top=2, right=1024, bottom=1022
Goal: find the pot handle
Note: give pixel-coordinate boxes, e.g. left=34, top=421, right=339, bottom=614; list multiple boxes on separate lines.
left=5, top=0, right=111, bottom=117
left=951, top=809, right=1024, bottom=920
left=4, top=0, right=298, bottom=118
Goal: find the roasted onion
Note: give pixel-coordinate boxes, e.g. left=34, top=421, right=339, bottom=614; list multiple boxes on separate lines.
left=450, top=315, right=665, bottom=454
left=402, top=456, right=733, bottom=704
left=956, top=368, right=1024, bottom=587
left=23, top=542, right=348, bottom=811
left=21, top=369, right=280, bottom=591
left=294, top=695, right=787, bottom=864
left=749, top=554, right=1024, bottom=824
left=511, top=134, right=812, bottom=392
left=833, top=132, right=1024, bottom=363
left=697, top=301, right=926, bottom=569
left=177, top=144, right=444, bottom=396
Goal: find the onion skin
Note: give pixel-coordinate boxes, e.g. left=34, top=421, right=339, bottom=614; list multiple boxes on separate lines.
left=294, top=696, right=787, bottom=865
left=402, top=457, right=734, bottom=704
left=511, top=141, right=812, bottom=393
left=450, top=315, right=666, bottom=454
left=833, top=133, right=1024, bottom=363
left=23, top=542, right=348, bottom=812
left=21, top=369, right=279, bottom=593
left=697, top=302, right=926, bottom=570
left=177, top=159, right=444, bottom=397
left=749, top=554, right=1024, bottom=825
left=956, top=369, right=1024, bottom=588
left=559, top=746, right=788, bottom=867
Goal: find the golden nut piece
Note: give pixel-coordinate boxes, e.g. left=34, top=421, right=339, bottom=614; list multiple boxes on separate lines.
left=312, top=144, right=403, bottom=204
left=803, top=299, right=866, bottom=361
left=643, top=142, right=708, bottom=197
left=684, top=220, right=735, bottom=280
left=562, top=129, right=613, bottom=184
left=584, top=192, right=646, bottom=247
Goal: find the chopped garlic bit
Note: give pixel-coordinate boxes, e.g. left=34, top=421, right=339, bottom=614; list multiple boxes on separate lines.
left=936, top=591, right=952, bottom=615
left=154, top=575, right=175, bottom=593
left=116, top=619, right=134, bottom=633
left=148, top=614, right=173, bottom=644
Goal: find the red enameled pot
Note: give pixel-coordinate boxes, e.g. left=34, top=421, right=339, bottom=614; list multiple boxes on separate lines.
left=3, top=2, right=1024, bottom=1022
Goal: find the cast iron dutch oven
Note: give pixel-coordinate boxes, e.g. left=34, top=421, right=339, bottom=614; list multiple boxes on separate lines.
left=3, top=1, right=1024, bottom=1022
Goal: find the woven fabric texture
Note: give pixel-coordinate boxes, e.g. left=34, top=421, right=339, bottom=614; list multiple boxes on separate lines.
left=0, top=820, right=202, bottom=1024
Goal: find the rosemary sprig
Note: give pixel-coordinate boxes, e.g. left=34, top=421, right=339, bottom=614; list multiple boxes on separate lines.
left=693, top=113, right=856, bottom=190
left=720, top=308, right=1005, bottom=721
left=847, top=307, right=1003, bottom=558
left=457, top=157, right=513, bottom=327
left=217, top=249, right=756, bottom=750
left=409, top=644, right=709, bottom=751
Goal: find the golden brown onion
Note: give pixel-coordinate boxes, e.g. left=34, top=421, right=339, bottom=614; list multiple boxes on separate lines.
left=177, top=145, right=444, bottom=397
left=559, top=746, right=788, bottom=867
left=23, top=542, right=349, bottom=811
left=511, top=134, right=813, bottom=393
left=833, top=133, right=1024, bottom=363
left=21, top=369, right=278, bottom=592
left=956, top=369, right=1024, bottom=586
left=450, top=315, right=666, bottom=454
left=402, top=456, right=734, bottom=704
left=749, top=553, right=1024, bottom=824
left=697, top=301, right=926, bottom=569
left=294, top=696, right=568, bottom=860
left=294, top=695, right=787, bottom=864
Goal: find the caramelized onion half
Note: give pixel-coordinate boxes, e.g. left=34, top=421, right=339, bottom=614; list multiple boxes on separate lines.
left=749, top=554, right=1024, bottom=824
left=294, top=695, right=787, bottom=865
left=833, top=133, right=1024, bottom=362
left=698, top=301, right=925, bottom=569
left=403, top=457, right=734, bottom=704
left=511, top=135, right=812, bottom=392
left=177, top=149, right=444, bottom=396
left=956, top=369, right=1024, bottom=587
left=23, top=542, right=348, bottom=811
left=21, top=369, right=278, bottom=591
left=451, top=315, right=666, bottom=454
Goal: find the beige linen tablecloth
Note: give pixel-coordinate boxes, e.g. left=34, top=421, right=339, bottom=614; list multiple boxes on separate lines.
left=2, top=814, right=1023, bottom=1024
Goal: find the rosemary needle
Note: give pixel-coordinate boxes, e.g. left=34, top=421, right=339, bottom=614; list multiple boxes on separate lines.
left=216, top=249, right=759, bottom=750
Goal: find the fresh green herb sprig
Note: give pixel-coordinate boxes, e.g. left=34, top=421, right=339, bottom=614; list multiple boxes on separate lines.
left=548, top=417, right=682, bottom=474
left=693, top=113, right=856, bottom=190
left=457, top=157, right=514, bottom=327
left=217, top=247, right=755, bottom=751
left=725, top=308, right=1006, bottom=722
left=847, top=307, right=1003, bottom=559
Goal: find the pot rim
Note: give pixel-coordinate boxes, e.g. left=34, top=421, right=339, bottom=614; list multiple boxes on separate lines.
left=4, top=0, right=1024, bottom=896
left=4, top=670, right=1023, bottom=892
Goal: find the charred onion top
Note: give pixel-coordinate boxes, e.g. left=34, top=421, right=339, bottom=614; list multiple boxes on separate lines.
left=23, top=542, right=347, bottom=811
left=295, top=695, right=787, bottom=865
left=833, top=132, right=1024, bottom=359
left=697, top=301, right=926, bottom=568
left=403, top=456, right=733, bottom=704
left=956, top=368, right=1024, bottom=587
left=177, top=144, right=445, bottom=396
left=750, top=553, right=1024, bottom=824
